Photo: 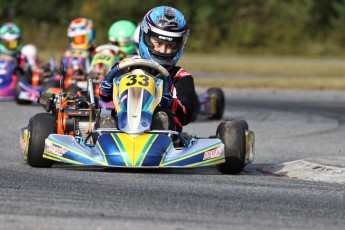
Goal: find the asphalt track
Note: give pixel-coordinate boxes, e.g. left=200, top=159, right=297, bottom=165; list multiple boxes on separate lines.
left=0, top=87, right=344, bottom=230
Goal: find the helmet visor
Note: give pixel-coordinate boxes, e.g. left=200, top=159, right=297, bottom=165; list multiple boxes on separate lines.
left=143, top=31, right=185, bottom=65
left=4, top=39, right=18, bottom=50
left=72, top=34, right=87, bottom=45
left=144, top=30, right=183, bottom=57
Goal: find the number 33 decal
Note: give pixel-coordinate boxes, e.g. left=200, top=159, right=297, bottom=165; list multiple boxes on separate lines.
left=126, top=75, right=149, bottom=86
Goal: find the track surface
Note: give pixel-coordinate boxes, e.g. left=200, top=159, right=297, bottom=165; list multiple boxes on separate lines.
left=0, top=88, right=344, bottom=230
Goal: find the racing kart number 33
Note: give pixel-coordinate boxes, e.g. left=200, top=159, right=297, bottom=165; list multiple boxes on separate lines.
left=119, top=74, right=156, bottom=95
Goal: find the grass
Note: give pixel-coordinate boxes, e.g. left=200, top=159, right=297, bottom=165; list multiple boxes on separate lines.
left=179, top=54, right=345, bottom=90
left=40, top=49, right=345, bottom=90
left=192, top=76, right=345, bottom=90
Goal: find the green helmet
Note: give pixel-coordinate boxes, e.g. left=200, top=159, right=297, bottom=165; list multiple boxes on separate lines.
left=108, top=20, right=136, bottom=55
left=0, top=22, right=22, bottom=55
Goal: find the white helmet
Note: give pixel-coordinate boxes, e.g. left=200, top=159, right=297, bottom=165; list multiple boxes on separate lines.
left=21, top=44, right=38, bottom=68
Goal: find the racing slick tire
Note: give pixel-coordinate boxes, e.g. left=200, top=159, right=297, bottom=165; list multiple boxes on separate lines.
left=216, top=119, right=247, bottom=174
left=207, top=87, right=224, bottom=120
left=15, top=77, right=32, bottom=105
left=27, top=113, right=56, bottom=167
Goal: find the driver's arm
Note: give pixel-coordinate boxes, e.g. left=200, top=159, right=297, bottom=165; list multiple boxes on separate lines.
left=170, top=67, right=199, bottom=128
left=99, top=61, right=122, bottom=102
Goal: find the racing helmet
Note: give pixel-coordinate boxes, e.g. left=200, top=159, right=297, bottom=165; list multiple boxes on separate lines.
left=139, top=6, right=189, bottom=67
left=21, top=44, right=38, bottom=68
left=108, top=20, right=136, bottom=55
left=67, top=18, right=95, bottom=49
left=0, top=22, right=22, bottom=55
left=90, top=48, right=116, bottom=75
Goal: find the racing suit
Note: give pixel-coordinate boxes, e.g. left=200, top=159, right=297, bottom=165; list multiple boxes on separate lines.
left=11, top=52, right=32, bottom=81
left=99, top=63, right=199, bottom=132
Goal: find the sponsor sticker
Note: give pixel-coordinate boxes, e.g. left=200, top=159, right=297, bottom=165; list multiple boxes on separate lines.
left=203, top=147, right=223, bottom=160
left=45, top=145, right=67, bottom=156
left=158, top=35, right=173, bottom=41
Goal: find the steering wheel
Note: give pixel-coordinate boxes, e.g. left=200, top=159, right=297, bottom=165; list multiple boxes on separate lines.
left=117, top=58, right=169, bottom=79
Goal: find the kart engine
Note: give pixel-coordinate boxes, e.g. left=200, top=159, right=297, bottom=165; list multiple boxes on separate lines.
left=57, top=101, right=97, bottom=141
left=75, top=116, right=95, bottom=140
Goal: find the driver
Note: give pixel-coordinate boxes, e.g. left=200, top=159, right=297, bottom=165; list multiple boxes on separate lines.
left=61, top=18, right=96, bottom=70
left=0, top=22, right=27, bottom=74
left=100, top=6, right=199, bottom=132
left=108, top=20, right=137, bottom=56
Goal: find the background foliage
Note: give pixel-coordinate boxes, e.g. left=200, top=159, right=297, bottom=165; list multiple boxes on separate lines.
left=2, top=0, right=345, bottom=56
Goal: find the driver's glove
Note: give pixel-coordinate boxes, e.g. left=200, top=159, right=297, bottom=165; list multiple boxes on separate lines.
left=100, top=61, right=126, bottom=102
left=159, top=76, right=173, bottom=109
left=100, top=78, right=113, bottom=101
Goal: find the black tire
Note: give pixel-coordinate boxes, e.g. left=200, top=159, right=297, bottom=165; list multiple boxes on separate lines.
left=207, top=87, right=225, bottom=120
left=237, top=119, right=249, bottom=130
left=27, top=113, right=56, bottom=167
left=151, top=108, right=175, bottom=130
left=216, top=120, right=247, bottom=174
left=15, top=79, right=32, bottom=105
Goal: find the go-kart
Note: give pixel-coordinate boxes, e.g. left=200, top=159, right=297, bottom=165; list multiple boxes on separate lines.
left=14, top=57, right=56, bottom=104
left=0, top=53, right=17, bottom=100
left=54, top=48, right=90, bottom=95
left=20, top=58, right=254, bottom=174
left=14, top=48, right=90, bottom=104
left=193, top=87, right=225, bottom=121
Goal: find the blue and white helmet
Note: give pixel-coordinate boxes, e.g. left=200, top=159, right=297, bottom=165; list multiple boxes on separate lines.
left=139, top=6, right=189, bottom=67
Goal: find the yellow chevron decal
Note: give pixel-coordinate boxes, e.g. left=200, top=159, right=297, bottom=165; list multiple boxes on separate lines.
left=110, top=133, right=158, bottom=166
left=96, top=141, right=109, bottom=166
left=159, top=143, right=173, bottom=165
left=111, top=133, right=133, bottom=166
left=135, top=134, right=158, bottom=166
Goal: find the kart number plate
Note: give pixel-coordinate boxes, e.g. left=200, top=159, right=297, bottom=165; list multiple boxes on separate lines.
left=119, top=74, right=155, bottom=95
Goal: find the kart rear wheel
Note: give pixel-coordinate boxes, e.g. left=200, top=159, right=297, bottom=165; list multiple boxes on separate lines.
left=27, top=113, right=56, bottom=167
left=207, top=87, right=224, bottom=120
left=216, top=120, right=247, bottom=174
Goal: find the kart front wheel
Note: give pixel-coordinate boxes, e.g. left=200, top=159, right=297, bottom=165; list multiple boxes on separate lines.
left=27, top=113, right=56, bottom=167
left=207, top=87, right=224, bottom=120
left=216, top=120, right=247, bottom=174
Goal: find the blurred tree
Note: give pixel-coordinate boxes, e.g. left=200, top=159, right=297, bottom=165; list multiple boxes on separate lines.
left=1, top=0, right=345, bottom=55
left=307, top=0, right=344, bottom=39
